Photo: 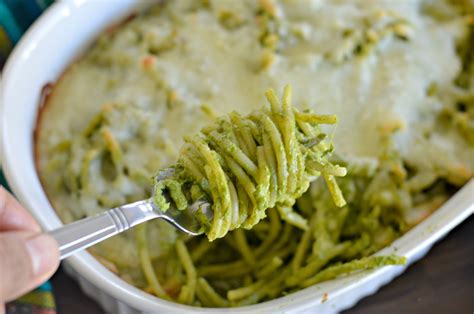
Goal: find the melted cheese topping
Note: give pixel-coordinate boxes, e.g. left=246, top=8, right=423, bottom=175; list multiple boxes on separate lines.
left=36, top=0, right=473, bottom=278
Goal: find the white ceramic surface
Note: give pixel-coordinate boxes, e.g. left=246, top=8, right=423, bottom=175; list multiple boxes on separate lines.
left=0, top=1, right=473, bottom=313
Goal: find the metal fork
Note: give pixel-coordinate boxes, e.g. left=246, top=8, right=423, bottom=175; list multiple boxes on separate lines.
left=49, top=173, right=211, bottom=259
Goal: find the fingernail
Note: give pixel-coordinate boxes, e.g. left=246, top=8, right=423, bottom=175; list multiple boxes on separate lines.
left=26, top=234, right=57, bottom=275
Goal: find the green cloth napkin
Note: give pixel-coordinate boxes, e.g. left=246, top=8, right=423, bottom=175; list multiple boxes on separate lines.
left=0, top=0, right=53, bottom=65
left=1, top=1, right=55, bottom=313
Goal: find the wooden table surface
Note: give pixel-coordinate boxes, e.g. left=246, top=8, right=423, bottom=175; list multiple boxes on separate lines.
left=51, top=215, right=473, bottom=314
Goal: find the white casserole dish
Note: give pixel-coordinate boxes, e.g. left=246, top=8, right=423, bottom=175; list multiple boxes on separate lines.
left=0, top=1, right=473, bottom=313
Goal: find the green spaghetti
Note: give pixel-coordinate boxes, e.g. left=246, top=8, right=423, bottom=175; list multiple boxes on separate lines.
left=152, top=85, right=347, bottom=240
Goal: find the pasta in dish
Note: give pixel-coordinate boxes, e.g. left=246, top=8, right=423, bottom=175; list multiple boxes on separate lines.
left=35, top=0, right=473, bottom=307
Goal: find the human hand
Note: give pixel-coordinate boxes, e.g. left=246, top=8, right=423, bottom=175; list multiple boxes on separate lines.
left=0, top=186, right=59, bottom=314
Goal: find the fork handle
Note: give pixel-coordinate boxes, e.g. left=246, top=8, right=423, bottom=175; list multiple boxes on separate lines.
left=49, top=199, right=157, bottom=259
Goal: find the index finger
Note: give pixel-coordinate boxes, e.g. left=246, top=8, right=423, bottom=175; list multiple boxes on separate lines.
left=0, top=186, right=41, bottom=232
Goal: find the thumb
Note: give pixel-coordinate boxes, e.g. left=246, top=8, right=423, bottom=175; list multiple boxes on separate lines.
left=0, top=231, right=59, bottom=302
